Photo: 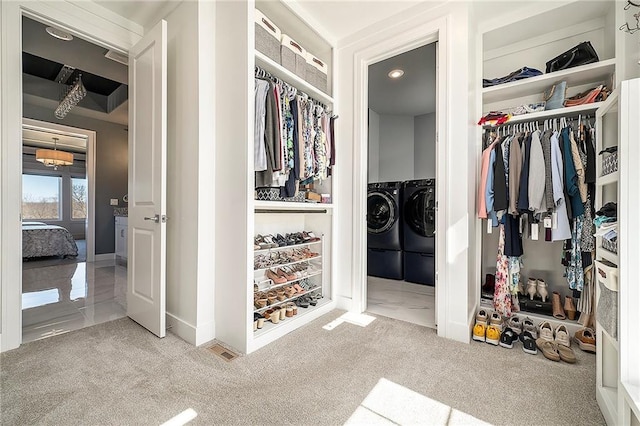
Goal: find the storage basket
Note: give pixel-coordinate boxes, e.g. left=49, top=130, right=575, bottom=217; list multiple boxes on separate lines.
left=595, top=259, right=618, bottom=339
left=305, top=52, right=328, bottom=93
left=601, top=151, right=618, bottom=176
left=255, top=9, right=281, bottom=64
left=601, top=238, right=618, bottom=254
left=255, top=187, right=305, bottom=202
left=280, top=35, right=306, bottom=79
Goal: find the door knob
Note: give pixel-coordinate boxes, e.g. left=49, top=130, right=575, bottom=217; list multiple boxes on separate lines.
left=144, top=214, right=160, bottom=223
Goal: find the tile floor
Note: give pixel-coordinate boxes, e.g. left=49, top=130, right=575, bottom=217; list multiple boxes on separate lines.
left=22, top=260, right=127, bottom=343
left=366, top=276, right=436, bottom=328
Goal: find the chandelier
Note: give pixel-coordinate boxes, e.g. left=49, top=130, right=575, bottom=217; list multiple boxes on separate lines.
left=54, top=75, right=87, bottom=119
left=36, top=137, right=73, bottom=169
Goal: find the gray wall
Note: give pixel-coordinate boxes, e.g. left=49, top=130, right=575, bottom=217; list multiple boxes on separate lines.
left=378, top=114, right=415, bottom=182
left=414, top=113, right=436, bottom=179
left=23, top=103, right=128, bottom=255
left=368, top=109, right=380, bottom=183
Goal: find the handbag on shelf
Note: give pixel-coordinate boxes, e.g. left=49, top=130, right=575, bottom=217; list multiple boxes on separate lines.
left=543, top=81, right=567, bottom=110
left=563, top=85, right=608, bottom=107
left=545, top=41, right=599, bottom=74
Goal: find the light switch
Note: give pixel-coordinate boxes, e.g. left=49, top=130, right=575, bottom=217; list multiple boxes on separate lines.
left=110, top=198, right=119, bottom=206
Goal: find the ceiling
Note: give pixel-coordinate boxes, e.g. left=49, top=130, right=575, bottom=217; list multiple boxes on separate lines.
left=368, top=43, right=436, bottom=116
left=22, top=128, right=87, bottom=153
left=22, top=16, right=129, bottom=125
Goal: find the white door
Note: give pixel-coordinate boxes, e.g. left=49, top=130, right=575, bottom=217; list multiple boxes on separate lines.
left=127, top=20, right=168, bottom=338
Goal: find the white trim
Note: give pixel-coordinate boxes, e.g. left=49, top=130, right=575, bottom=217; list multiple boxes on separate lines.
left=166, top=312, right=197, bottom=345
left=350, top=17, right=449, bottom=337
left=22, top=118, right=97, bottom=262
left=0, top=1, right=140, bottom=352
left=94, top=253, right=116, bottom=262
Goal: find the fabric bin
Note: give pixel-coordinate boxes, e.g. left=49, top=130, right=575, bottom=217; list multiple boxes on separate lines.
left=255, top=187, right=305, bottom=202
left=280, top=35, right=306, bottom=79
left=255, top=9, right=281, bottom=64
left=601, top=238, right=618, bottom=254
left=305, top=52, right=328, bottom=93
left=601, top=151, right=618, bottom=176
left=595, top=260, right=618, bottom=339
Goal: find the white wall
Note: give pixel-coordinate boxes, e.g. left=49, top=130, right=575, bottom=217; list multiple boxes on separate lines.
left=414, top=113, right=436, bottom=179
left=368, top=109, right=380, bottom=183
left=164, top=0, right=216, bottom=345
left=378, top=114, right=414, bottom=182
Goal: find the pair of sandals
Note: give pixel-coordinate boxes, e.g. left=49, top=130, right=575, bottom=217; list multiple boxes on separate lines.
left=498, top=327, right=538, bottom=355
left=295, top=292, right=322, bottom=308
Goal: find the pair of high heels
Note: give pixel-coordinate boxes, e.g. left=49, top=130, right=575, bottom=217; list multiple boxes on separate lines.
left=525, top=278, right=548, bottom=302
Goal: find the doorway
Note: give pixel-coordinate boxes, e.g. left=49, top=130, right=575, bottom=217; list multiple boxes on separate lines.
left=365, top=43, right=438, bottom=328
left=20, top=16, right=129, bottom=342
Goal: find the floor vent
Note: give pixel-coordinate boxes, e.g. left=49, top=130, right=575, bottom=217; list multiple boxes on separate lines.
left=207, top=344, right=238, bottom=362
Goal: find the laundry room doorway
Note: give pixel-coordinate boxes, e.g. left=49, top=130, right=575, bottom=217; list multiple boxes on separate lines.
left=365, top=42, right=438, bottom=328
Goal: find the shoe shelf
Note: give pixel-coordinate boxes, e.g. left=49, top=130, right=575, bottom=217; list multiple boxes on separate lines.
left=255, top=269, right=322, bottom=292
left=254, top=239, right=321, bottom=254
left=254, top=286, right=322, bottom=314
left=254, top=255, right=321, bottom=272
left=597, top=245, right=618, bottom=265
left=254, top=200, right=334, bottom=211
left=482, top=59, right=616, bottom=104
left=254, top=298, right=330, bottom=338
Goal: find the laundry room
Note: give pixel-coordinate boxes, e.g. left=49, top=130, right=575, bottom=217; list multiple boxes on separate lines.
left=366, top=42, right=438, bottom=328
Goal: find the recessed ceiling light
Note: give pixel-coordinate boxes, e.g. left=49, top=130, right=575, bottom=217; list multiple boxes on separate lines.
left=388, top=69, right=404, bottom=79
left=46, top=26, right=73, bottom=41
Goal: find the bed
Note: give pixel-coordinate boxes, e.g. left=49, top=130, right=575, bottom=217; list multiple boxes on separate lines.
left=22, top=222, right=79, bottom=259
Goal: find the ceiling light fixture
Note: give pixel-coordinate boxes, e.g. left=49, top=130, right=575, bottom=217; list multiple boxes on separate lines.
left=45, top=26, right=73, bottom=41
left=36, top=137, right=73, bottom=170
left=54, top=75, right=87, bottom=119
left=388, top=69, right=405, bottom=79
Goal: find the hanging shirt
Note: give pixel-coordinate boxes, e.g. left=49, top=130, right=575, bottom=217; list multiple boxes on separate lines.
left=569, top=130, right=588, bottom=203
left=550, top=131, right=571, bottom=241
left=540, top=130, right=554, bottom=211
left=254, top=79, right=270, bottom=172
left=478, top=137, right=499, bottom=218
left=493, top=142, right=508, bottom=214
left=527, top=130, right=545, bottom=214
left=485, top=148, right=499, bottom=227
left=517, top=134, right=532, bottom=213
left=508, top=134, right=523, bottom=216
left=561, top=127, right=585, bottom=218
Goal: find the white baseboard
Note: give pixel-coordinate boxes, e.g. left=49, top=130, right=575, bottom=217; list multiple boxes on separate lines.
left=195, top=319, right=216, bottom=346
left=335, top=295, right=352, bottom=311
left=93, top=253, right=115, bottom=262
left=166, top=312, right=196, bottom=345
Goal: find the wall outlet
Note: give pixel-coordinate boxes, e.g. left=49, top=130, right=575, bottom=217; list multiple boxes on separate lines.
left=110, top=198, right=119, bottom=206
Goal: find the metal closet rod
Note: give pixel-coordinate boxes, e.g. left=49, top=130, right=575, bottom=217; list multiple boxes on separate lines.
left=484, top=113, right=594, bottom=130
left=255, top=208, right=328, bottom=214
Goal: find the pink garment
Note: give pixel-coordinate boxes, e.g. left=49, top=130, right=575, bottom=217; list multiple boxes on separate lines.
left=477, top=139, right=498, bottom=218
left=493, top=224, right=512, bottom=317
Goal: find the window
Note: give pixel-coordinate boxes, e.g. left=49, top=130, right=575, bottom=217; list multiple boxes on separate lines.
left=71, top=177, right=88, bottom=219
left=22, top=174, right=61, bottom=220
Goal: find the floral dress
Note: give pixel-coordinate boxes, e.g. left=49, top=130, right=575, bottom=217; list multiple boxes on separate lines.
left=493, top=224, right=513, bottom=317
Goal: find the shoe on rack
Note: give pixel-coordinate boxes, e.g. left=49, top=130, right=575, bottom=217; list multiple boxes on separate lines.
left=486, top=325, right=501, bottom=345
left=539, top=321, right=554, bottom=342
left=499, top=327, right=517, bottom=349
left=537, top=339, right=561, bottom=362
left=522, top=317, right=538, bottom=339
left=475, top=309, right=489, bottom=325
left=505, top=315, right=522, bottom=336
left=552, top=291, right=566, bottom=319
left=564, top=296, right=577, bottom=320
left=526, top=278, right=537, bottom=300
left=489, top=311, right=503, bottom=331
left=472, top=322, right=486, bottom=342
left=520, top=331, right=538, bottom=355
left=554, top=325, right=571, bottom=347
left=266, top=269, right=287, bottom=284
left=574, top=328, right=596, bottom=353
left=536, top=279, right=548, bottom=302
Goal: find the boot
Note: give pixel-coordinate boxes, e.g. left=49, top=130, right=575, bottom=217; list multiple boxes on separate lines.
left=483, top=274, right=495, bottom=294
left=564, top=296, right=577, bottom=320
left=526, top=278, right=537, bottom=300
left=536, top=279, right=549, bottom=302
left=552, top=291, right=566, bottom=320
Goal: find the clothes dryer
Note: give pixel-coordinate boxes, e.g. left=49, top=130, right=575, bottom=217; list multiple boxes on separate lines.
left=367, top=181, right=403, bottom=250
left=402, top=179, right=436, bottom=254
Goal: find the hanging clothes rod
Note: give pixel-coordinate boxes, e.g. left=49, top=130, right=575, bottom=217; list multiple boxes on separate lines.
left=483, top=112, right=594, bottom=129
left=255, top=208, right=328, bottom=214
left=254, top=65, right=330, bottom=112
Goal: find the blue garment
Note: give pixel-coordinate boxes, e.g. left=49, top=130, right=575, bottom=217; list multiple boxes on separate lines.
left=482, top=67, right=543, bottom=87
left=517, top=135, right=532, bottom=212
left=485, top=149, right=498, bottom=227
left=561, top=127, right=585, bottom=218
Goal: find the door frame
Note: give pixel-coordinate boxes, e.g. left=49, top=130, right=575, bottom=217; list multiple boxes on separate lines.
left=22, top=118, right=97, bottom=262
left=351, top=18, right=448, bottom=334
left=0, top=1, right=142, bottom=352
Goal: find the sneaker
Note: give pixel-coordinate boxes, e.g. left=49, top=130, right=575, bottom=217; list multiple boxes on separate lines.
left=505, top=315, right=522, bottom=336
left=475, top=309, right=489, bottom=325
left=522, top=317, right=538, bottom=339
left=499, top=327, right=517, bottom=349
left=489, top=312, right=503, bottom=331
left=520, top=331, right=538, bottom=355
left=539, top=321, right=554, bottom=342
left=574, top=328, right=596, bottom=353
left=486, top=325, right=501, bottom=345
left=554, top=325, right=571, bottom=347
left=472, top=323, right=486, bottom=342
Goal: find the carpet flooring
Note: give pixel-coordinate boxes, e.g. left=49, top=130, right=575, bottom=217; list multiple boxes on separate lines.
left=0, top=310, right=605, bottom=425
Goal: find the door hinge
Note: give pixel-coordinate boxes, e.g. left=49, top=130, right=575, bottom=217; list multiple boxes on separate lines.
left=161, top=215, right=168, bottom=223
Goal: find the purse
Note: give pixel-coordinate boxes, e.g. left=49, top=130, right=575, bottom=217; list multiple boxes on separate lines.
left=545, top=41, right=599, bottom=74
left=543, top=81, right=567, bottom=110
left=563, top=85, right=606, bottom=107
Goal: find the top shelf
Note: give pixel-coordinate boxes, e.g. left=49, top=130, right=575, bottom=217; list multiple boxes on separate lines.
left=255, top=51, right=334, bottom=106
left=254, top=200, right=333, bottom=211
left=482, top=59, right=616, bottom=105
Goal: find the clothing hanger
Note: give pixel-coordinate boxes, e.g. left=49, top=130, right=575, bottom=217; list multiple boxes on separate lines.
left=625, top=0, right=640, bottom=10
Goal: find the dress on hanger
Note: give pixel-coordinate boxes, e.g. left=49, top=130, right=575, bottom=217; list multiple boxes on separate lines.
left=527, top=129, right=545, bottom=214
left=550, top=131, right=572, bottom=241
